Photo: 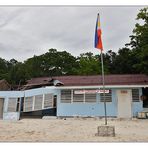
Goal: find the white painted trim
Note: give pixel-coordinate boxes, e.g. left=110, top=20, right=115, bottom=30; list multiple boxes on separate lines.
left=54, top=85, right=148, bottom=89
left=23, top=97, right=26, bottom=112
left=32, top=96, right=35, bottom=111
left=15, top=98, right=17, bottom=112
left=52, top=94, right=54, bottom=108
left=84, top=89, right=85, bottom=103
left=42, top=94, right=45, bottom=109
left=71, top=90, right=73, bottom=103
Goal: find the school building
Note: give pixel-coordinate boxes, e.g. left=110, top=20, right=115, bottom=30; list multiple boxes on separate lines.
left=0, top=74, right=148, bottom=120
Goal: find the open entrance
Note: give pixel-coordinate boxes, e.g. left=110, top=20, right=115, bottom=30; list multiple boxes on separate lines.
left=42, top=95, right=57, bottom=116
left=142, top=87, right=148, bottom=108
left=20, top=94, right=57, bottom=119
left=0, top=98, right=4, bottom=119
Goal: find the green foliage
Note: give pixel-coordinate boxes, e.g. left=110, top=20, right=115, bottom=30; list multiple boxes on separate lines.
left=109, top=48, right=137, bottom=74
left=76, top=52, right=102, bottom=75
left=8, top=62, right=29, bottom=85
left=126, top=7, right=148, bottom=74
left=0, top=58, right=7, bottom=74
left=40, top=49, right=79, bottom=76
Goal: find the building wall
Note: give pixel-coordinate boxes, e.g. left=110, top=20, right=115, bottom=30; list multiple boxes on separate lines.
left=57, top=89, right=117, bottom=117
left=132, top=88, right=143, bottom=116
left=0, top=87, right=58, bottom=120
left=57, top=88, right=143, bottom=117
left=0, top=91, right=24, bottom=120
left=0, top=87, right=144, bottom=120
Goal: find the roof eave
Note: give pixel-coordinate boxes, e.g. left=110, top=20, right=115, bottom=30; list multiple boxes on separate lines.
left=54, top=84, right=148, bottom=89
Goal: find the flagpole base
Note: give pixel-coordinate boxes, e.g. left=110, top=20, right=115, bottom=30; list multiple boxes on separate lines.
left=95, top=125, right=115, bottom=137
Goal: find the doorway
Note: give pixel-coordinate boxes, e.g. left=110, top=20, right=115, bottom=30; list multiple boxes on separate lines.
left=142, top=88, right=148, bottom=108
left=117, top=89, right=132, bottom=118
left=0, top=98, right=4, bottom=119
left=42, top=95, right=57, bottom=116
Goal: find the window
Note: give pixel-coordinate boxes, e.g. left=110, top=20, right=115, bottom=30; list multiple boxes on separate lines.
left=73, top=90, right=84, bottom=102
left=7, top=98, right=17, bottom=112
left=61, top=89, right=112, bottom=103
left=24, top=96, right=33, bottom=112
left=61, top=89, right=98, bottom=103
left=132, top=89, right=140, bottom=102
left=85, top=94, right=96, bottom=102
left=44, top=93, right=53, bottom=108
left=100, top=90, right=112, bottom=102
left=34, top=95, right=43, bottom=110
left=61, top=90, right=71, bottom=103
left=23, top=94, right=54, bottom=111
left=85, top=89, right=96, bottom=103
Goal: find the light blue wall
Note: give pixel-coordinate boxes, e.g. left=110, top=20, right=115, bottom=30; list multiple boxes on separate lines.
left=0, top=87, right=145, bottom=118
left=57, top=89, right=117, bottom=117
left=0, top=91, right=24, bottom=98
left=57, top=88, right=144, bottom=117
left=0, top=91, right=24, bottom=112
left=25, top=87, right=57, bottom=97
left=0, top=87, right=58, bottom=120
left=132, top=88, right=143, bottom=116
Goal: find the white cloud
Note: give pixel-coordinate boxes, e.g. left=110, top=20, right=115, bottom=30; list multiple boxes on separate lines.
left=0, top=6, right=144, bottom=61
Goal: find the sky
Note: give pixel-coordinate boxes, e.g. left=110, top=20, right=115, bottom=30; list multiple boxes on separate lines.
left=0, top=6, right=145, bottom=62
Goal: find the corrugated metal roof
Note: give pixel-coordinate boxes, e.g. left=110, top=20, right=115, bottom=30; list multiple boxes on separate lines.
left=0, top=79, right=6, bottom=84
left=26, top=77, right=53, bottom=86
left=0, top=79, right=11, bottom=90
left=25, top=74, right=148, bottom=87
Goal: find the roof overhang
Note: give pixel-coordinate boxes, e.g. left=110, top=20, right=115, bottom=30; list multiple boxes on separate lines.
left=51, top=85, right=148, bottom=89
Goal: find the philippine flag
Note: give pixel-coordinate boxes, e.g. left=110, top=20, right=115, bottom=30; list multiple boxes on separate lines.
left=94, top=13, right=103, bottom=50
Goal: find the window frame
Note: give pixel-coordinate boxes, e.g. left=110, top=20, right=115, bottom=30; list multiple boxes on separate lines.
left=100, top=90, right=112, bottom=103
left=61, top=89, right=72, bottom=103
left=132, top=89, right=140, bottom=102
left=7, top=98, right=18, bottom=112
left=60, top=89, right=98, bottom=104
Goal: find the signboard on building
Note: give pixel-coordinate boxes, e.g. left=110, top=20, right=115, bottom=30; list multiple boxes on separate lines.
left=74, top=89, right=110, bottom=94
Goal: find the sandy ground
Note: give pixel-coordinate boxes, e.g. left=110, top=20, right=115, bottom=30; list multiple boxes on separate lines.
left=0, top=117, right=148, bottom=142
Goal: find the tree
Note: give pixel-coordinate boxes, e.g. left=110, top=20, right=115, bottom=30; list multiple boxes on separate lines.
left=24, top=55, right=44, bottom=78
left=38, top=49, right=79, bottom=76
left=103, top=50, right=117, bottom=74
left=0, top=58, right=10, bottom=80
left=126, top=7, right=148, bottom=74
left=76, top=52, right=103, bottom=75
left=23, top=48, right=79, bottom=78
left=7, top=62, right=29, bottom=85
left=109, top=48, right=138, bottom=74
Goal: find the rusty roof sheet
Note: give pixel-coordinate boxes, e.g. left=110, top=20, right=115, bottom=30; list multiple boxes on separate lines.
left=26, top=74, right=148, bottom=87
left=26, top=77, right=53, bottom=86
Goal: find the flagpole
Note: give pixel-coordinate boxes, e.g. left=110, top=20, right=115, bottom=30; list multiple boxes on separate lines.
left=100, top=50, right=107, bottom=125
left=95, top=13, right=107, bottom=125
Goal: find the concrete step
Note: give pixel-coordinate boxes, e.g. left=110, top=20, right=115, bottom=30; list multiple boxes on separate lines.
left=42, top=116, right=57, bottom=120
